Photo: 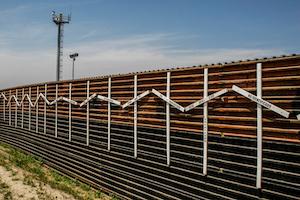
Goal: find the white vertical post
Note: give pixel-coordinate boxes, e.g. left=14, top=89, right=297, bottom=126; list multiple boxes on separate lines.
left=15, top=89, right=18, bottom=127
left=203, top=68, right=208, bottom=175
left=55, top=84, right=58, bottom=137
left=108, top=77, right=111, bottom=151
left=29, top=87, right=31, bottom=130
left=134, top=75, right=138, bottom=158
left=44, top=84, right=47, bottom=134
left=21, top=88, right=24, bottom=128
left=69, top=83, right=72, bottom=141
left=86, top=80, right=90, bottom=146
left=256, top=63, right=262, bottom=189
left=9, top=90, right=11, bottom=126
left=2, top=93, right=5, bottom=121
left=36, top=86, right=39, bottom=133
left=166, top=72, right=171, bottom=166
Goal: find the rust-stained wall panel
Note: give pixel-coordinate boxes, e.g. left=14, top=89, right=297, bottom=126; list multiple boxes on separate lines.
left=0, top=55, right=299, bottom=199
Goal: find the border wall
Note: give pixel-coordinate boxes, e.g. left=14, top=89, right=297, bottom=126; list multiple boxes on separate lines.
left=0, top=55, right=299, bottom=199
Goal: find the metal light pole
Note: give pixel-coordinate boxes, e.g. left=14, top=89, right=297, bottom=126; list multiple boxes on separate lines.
left=69, top=53, right=79, bottom=80
left=52, top=11, right=71, bottom=81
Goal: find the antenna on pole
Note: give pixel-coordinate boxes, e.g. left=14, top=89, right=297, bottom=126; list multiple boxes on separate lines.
left=52, top=11, right=71, bottom=81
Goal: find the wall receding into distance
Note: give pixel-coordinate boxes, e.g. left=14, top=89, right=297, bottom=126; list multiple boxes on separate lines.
left=0, top=55, right=299, bottom=199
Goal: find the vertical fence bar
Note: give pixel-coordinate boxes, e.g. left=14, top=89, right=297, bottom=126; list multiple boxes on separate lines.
left=15, top=89, right=18, bottom=127
left=29, top=87, right=31, bottom=130
left=2, top=93, right=5, bottom=121
left=134, top=75, right=138, bottom=158
left=256, top=63, right=262, bottom=189
left=21, top=88, right=24, bottom=128
left=108, top=77, right=111, bottom=151
left=55, top=84, right=58, bottom=137
left=69, top=83, right=72, bottom=141
left=203, top=68, right=208, bottom=175
left=86, top=80, right=90, bottom=146
left=166, top=72, right=171, bottom=166
left=9, top=90, right=11, bottom=126
left=36, top=86, right=39, bottom=133
left=44, top=84, right=47, bottom=134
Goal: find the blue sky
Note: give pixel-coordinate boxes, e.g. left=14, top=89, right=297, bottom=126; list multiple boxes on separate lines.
left=0, top=0, right=299, bottom=88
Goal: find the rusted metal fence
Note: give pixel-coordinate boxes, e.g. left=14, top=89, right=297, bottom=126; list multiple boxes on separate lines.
left=0, top=55, right=299, bottom=199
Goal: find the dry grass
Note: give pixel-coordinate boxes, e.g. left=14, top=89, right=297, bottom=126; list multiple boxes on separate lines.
left=0, top=142, right=117, bottom=200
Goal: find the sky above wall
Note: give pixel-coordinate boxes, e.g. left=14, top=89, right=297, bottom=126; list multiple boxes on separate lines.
left=0, top=0, right=299, bottom=88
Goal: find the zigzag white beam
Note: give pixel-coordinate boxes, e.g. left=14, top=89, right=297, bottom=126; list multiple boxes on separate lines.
left=80, top=93, right=97, bottom=107
left=122, top=90, right=150, bottom=109
left=21, top=94, right=34, bottom=107
left=297, top=114, right=300, bottom=120
left=0, top=93, right=7, bottom=100
left=185, top=88, right=229, bottom=112
left=61, top=97, right=78, bottom=105
left=152, top=89, right=185, bottom=112
left=97, top=95, right=121, bottom=106
left=7, top=95, right=20, bottom=107
left=50, top=97, right=63, bottom=105
left=49, top=97, right=78, bottom=106
left=232, top=85, right=290, bottom=118
left=34, top=93, right=50, bottom=107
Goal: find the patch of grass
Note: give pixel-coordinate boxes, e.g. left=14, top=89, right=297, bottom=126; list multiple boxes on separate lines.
left=0, top=142, right=116, bottom=200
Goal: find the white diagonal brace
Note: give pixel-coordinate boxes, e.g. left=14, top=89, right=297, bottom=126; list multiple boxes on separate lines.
left=50, top=97, right=63, bottom=106
left=21, top=94, right=34, bottom=107
left=80, top=93, right=97, bottom=107
left=49, top=97, right=78, bottom=106
left=61, top=97, right=78, bottom=105
left=34, top=93, right=50, bottom=107
left=97, top=95, right=121, bottom=106
left=185, top=88, right=229, bottom=112
left=152, top=89, right=185, bottom=112
left=1, top=93, right=7, bottom=100
left=232, top=85, right=290, bottom=118
left=122, top=90, right=150, bottom=109
left=7, top=95, right=20, bottom=107
left=297, top=114, right=300, bottom=120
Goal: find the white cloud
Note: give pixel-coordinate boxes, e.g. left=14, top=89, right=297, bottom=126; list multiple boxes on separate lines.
left=0, top=33, right=285, bottom=89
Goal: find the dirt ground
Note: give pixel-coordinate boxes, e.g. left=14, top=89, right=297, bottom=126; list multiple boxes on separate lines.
left=0, top=165, right=76, bottom=200
left=0, top=144, right=113, bottom=200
